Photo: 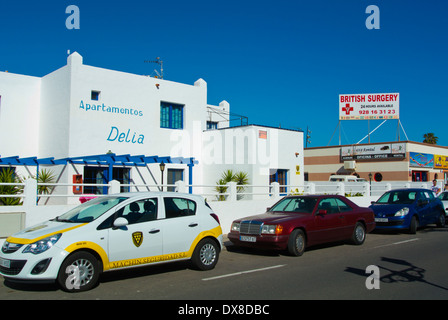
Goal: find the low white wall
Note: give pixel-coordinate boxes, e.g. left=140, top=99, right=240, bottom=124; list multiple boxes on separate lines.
left=0, top=195, right=380, bottom=239
left=24, top=205, right=75, bottom=228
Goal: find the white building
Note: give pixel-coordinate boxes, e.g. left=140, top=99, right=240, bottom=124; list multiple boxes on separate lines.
left=0, top=52, right=303, bottom=203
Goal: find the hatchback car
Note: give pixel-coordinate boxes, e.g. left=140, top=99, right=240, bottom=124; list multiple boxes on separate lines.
left=0, top=192, right=223, bottom=292
left=228, top=195, right=375, bottom=256
left=370, top=188, right=445, bottom=233
left=437, top=191, right=448, bottom=217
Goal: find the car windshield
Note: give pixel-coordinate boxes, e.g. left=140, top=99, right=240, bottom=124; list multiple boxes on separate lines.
left=376, top=191, right=416, bottom=205
left=270, top=197, right=317, bottom=214
left=54, top=196, right=128, bottom=223
left=438, top=192, right=448, bottom=201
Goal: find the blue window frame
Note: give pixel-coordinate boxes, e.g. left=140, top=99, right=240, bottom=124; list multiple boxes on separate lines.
left=270, top=169, right=288, bottom=195
left=161, top=102, right=184, bottom=129
left=83, top=167, right=130, bottom=194
left=206, top=121, right=218, bottom=130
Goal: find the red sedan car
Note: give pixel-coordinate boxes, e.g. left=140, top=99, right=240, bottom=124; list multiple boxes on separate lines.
left=228, top=195, right=375, bottom=256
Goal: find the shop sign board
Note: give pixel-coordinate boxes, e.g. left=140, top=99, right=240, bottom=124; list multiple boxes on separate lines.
left=339, top=93, right=399, bottom=120
left=341, top=143, right=405, bottom=161
left=434, top=154, right=448, bottom=169
left=409, top=152, right=434, bottom=168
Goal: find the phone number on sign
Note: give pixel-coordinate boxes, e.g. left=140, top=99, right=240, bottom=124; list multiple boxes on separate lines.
left=359, top=109, right=396, bottom=115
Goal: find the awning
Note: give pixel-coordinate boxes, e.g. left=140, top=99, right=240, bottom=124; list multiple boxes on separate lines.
left=0, top=153, right=198, bottom=193
left=0, top=153, right=197, bottom=167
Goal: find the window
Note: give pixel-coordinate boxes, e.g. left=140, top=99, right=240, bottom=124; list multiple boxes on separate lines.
left=83, top=167, right=130, bottom=194
left=164, top=197, right=196, bottom=219
left=206, top=121, right=218, bottom=130
left=167, top=169, right=184, bottom=192
left=334, top=198, right=352, bottom=212
left=270, top=169, right=288, bottom=193
left=270, top=197, right=317, bottom=214
left=116, top=198, right=158, bottom=225
left=160, top=102, right=184, bottom=129
left=317, top=198, right=339, bottom=214
left=91, top=90, right=101, bottom=101
left=97, top=198, right=157, bottom=229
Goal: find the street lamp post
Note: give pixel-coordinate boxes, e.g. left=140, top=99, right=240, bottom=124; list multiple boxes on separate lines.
left=159, top=161, right=165, bottom=191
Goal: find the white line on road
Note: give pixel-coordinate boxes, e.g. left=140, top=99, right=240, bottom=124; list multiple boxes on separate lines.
left=373, top=238, right=419, bottom=249
left=202, top=264, right=286, bottom=281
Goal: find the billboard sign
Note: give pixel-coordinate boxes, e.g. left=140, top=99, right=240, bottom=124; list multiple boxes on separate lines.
left=434, top=154, right=448, bottom=169
left=341, top=143, right=406, bottom=161
left=409, top=152, right=434, bottom=168
left=339, top=93, right=399, bottom=120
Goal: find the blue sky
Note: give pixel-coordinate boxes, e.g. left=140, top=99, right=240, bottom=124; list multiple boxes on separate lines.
left=1, top=0, right=447, bottom=147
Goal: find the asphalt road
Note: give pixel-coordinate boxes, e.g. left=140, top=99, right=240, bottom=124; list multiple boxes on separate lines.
left=1, top=226, right=448, bottom=302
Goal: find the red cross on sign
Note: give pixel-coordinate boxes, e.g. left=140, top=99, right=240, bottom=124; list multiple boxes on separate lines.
left=342, top=103, right=353, bottom=115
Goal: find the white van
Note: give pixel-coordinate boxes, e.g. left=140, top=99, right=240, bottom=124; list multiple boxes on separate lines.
left=329, top=175, right=366, bottom=182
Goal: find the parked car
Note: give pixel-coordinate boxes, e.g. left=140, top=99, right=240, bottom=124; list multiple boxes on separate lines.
left=437, top=191, right=448, bottom=217
left=370, top=188, right=445, bottom=234
left=0, top=192, right=223, bottom=292
left=228, top=195, right=375, bottom=256
left=329, top=175, right=366, bottom=182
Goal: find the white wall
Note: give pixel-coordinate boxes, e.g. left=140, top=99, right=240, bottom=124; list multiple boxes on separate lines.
left=200, top=125, right=304, bottom=199
left=0, top=72, right=41, bottom=157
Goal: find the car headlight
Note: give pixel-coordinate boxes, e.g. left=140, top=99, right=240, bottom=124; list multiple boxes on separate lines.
left=395, top=207, right=410, bottom=217
left=231, top=222, right=240, bottom=232
left=261, top=224, right=283, bottom=235
left=23, top=233, right=62, bottom=254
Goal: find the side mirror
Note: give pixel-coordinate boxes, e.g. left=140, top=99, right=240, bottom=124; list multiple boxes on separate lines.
left=371, top=201, right=376, bottom=205
left=113, top=217, right=129, bottom=229
left=317, top=209, right=327, bottom=216
left=266, top=207, right=271, bottom=212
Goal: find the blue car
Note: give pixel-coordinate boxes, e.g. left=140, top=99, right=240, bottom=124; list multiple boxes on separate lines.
left=370, top=188, right=446, bottom=234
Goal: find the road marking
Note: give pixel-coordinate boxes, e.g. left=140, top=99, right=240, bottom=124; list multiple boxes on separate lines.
left=202, top=264, right=286, bottom=281
left=373, top=238, right=419, bottom=249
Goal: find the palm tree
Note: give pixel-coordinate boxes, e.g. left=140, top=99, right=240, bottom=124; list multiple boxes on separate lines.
left=232, top=171, right=249, bottom=199
left=0, top=168, right=23, bottom=205
left=35, top=168, right=56, bottom=204
left=215, top=170, right=249, bottom=201
left=423, top=133, right=438, bottom=144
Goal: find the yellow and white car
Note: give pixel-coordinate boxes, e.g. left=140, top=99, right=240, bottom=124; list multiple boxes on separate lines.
left=0, top=192, right=223, bottom=292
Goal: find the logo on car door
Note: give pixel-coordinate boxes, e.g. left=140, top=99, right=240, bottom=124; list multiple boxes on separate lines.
left=132, top=232, right=143, bottom=247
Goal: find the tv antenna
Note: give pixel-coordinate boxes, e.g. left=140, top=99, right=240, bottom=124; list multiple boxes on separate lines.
left=144, top=57, right=164, bottom=79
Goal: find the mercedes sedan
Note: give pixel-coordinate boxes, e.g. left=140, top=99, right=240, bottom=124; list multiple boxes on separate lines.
left=228, top=195, right=375, bottom=256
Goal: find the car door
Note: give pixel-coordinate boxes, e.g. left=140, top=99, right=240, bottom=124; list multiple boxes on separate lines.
left=423, top=190, right=441, bottom=223
left=334, top=198, right=356, bottom=238
left=160, top=196, right=201, bottom=255
left=314, top=198, right=346, bottom=243
left=107, top=197, right=164, bottom=267
left=415, top=191, right=433, bottom=225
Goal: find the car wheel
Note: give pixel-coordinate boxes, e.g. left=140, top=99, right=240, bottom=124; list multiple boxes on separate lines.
left=409, top=216, right=419, bottom=234
left=436, top=212, right=446, bottom=228
left=57, top=251, right=101, bottom=292
left=191, top=238, right=219, bottom=271
left=287, top=229, right=306, bottom=257
left=351, top=222, right=366, bottom=245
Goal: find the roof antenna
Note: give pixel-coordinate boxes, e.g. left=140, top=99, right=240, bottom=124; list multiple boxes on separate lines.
left=144, top=57, right=164, bottom=79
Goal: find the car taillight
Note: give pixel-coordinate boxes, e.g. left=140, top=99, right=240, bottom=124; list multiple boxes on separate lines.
left=210, top=213, right=220, bottom=224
